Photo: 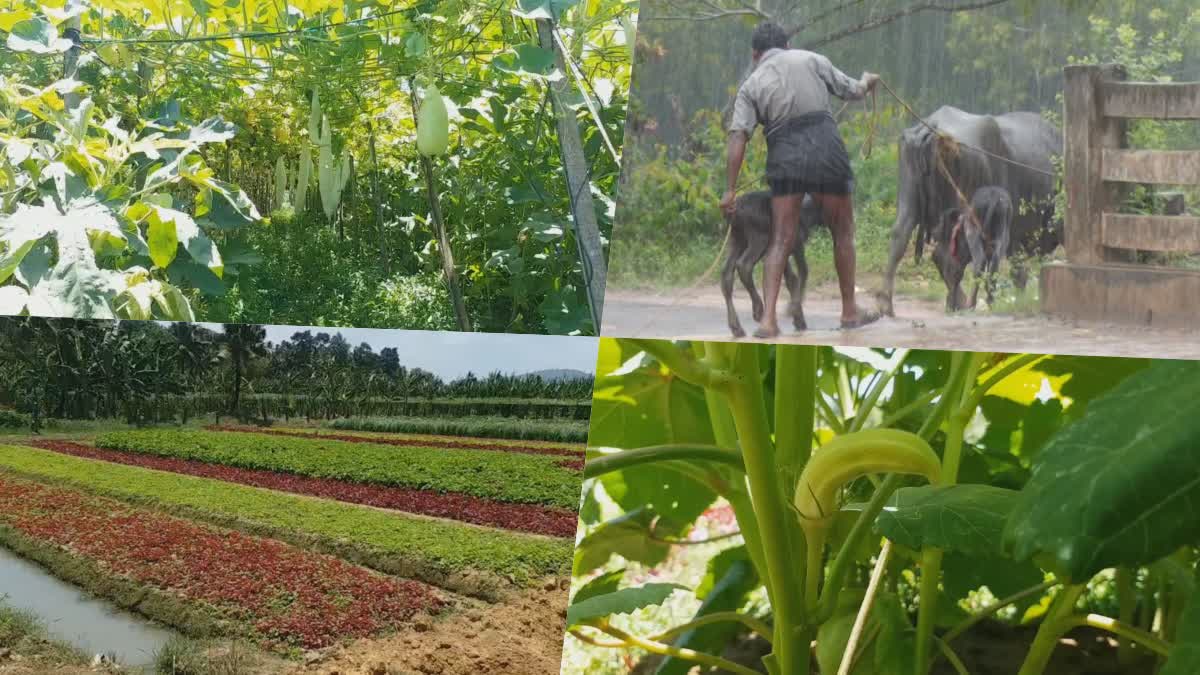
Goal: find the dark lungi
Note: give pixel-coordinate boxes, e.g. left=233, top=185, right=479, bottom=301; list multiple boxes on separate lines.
left=764, top=110, right=854, bottom=196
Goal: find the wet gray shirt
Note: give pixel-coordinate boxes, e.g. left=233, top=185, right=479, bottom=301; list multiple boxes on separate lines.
left=729, top=48, right=867, bottom=137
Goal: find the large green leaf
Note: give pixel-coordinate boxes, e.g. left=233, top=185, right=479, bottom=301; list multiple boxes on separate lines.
left=129, top=201, right=223, bottom=276
left=494, top=44, right=560, bottom=79
left=877, top=484, right=1019, bottom=557
left=656, top=549, right=760, bottom=675
left=572, top=569, right=625, bottom=606
left=573, top=506, right=670, bottom=574
left=6, top=17, right=73, bottom=54
left=1162, top=567, right=1200, bottom=675
left=566, top=583, right=684, bottom=626
left=590, top=341, right=719, bottom=534
left=512, top=0, right=580, bottom=20
left=1005, top=360, right=1200, bottom=582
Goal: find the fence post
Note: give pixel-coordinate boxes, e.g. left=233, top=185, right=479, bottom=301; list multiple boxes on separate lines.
left=1062, top=63, right=1127, bottom=264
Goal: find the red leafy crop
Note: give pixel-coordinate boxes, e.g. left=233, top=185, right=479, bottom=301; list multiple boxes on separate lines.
left=206, top=425, right=583, bottom=458
left=0, top=475, right=443, bottom=649
left=29, top=440, right=577, bottom=537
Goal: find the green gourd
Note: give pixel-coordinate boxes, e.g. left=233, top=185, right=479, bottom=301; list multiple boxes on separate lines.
left=416, top=84, right=449, bottom=156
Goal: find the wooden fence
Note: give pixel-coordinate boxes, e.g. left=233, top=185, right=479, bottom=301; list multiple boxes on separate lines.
left=1040, top=64, right=1200, bottom=328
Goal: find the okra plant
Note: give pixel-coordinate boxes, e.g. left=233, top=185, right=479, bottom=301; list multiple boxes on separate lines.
left=567, top=339, right=1200, bottom=675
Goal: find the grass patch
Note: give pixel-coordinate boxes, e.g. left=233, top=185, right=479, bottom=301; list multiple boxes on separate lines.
left=0, top=595, right=89, bottom=667
left=327, top=415, right=590, bottom=444
left=95, top=429, right=581, bottom=509
left=153, top=637, right=263, bottom=675
left=0, top=446, right=573, bottom=595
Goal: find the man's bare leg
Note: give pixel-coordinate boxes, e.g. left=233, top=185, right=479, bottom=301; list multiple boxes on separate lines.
left=755, top=193, right=801, bottom=338
left=817, top=193, right=878, bottom=327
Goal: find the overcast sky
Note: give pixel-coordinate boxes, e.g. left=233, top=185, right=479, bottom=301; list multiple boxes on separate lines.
left=179, top=323, right=598, bottom=380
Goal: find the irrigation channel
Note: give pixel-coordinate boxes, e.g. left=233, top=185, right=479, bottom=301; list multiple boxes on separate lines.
left=0, top=546, right=177, bottom=669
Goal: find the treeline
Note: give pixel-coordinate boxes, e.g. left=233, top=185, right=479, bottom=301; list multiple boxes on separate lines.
left=633, top=0, right=1200, bottom=152
left=0, top=317, right=592, bottom=427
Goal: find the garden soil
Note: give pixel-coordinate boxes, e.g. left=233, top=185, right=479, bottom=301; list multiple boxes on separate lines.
left=601, top=282, right=1200, bottom=360
left=292, top=580, right=570, bottom=675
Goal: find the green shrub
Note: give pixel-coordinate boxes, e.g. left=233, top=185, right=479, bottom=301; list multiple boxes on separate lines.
left=95, top=429, right=581, bottom=508
left=0, top=409, right=31, bottom=430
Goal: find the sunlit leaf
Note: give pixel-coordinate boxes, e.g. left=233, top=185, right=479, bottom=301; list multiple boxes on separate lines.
left=1005, top=360, right=1200, bottom=581
left=6, top=18, right=73, bottom=54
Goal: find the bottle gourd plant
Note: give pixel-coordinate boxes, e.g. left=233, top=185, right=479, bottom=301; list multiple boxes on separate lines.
left=569, top=340, right=1200, bottom=675
left=0, top=72, right=259, bottom=320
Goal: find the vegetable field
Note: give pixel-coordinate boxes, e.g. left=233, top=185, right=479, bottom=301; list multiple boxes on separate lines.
left=566, top=339, right=1200, bottom=675
left=0, top=316, right=591, bottom=673
left=0, top=0, right=633, bottom=335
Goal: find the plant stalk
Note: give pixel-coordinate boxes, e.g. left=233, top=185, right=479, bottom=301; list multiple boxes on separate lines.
left=943, top=579, right=1059, bottom=643
left=914, top=352, right=981, bottom=675
left=627, top=339, right=734, bottom=390
left=582, top=623, right=761, bottom=675
left=1016, top=584, right=1085, bottom=675
left=583, top=444, right=745, bottom=478
left=724, top=345, right=806, bottom=675
left=701, top=342, right=773, bottom=608
left=1116, top=566, right=1136, bottom=665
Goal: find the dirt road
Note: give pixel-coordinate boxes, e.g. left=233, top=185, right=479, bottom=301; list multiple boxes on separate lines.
left=601, top=284, right=1200, bottom=360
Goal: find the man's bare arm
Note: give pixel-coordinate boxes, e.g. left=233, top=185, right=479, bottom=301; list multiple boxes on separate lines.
left=727, top=132, right=747, bottom=193
left=816, top=54, right=878, bottom=100
left=721, top=132, right=748, bottom=215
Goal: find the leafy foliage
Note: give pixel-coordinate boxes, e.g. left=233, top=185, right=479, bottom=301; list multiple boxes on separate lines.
left=1005, top=360, right=1200, bottom=582
left=1, top=0, right=634, bottom=334
left=570, top=341, right=1191, bottom=675
left=0, top=78, right=258, bottom=320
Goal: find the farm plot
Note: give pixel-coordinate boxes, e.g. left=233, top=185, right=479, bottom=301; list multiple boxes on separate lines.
left=0, top=474, right=442, bottom=650
left=30, top=440, right=576, bottom=537
left=209, top=424, right=585, bottom=459
left=0, top=445, right=573, bottom=592
left=95, top=429, right=582, bottom=508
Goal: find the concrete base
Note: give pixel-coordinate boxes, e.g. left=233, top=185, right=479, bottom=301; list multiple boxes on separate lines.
left=1041, top=261, right=1200, bottom=329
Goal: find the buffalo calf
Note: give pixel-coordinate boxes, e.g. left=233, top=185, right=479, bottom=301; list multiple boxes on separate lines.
left=932, top=185, right=1013, bottom=310
left=721, top=191, right=822, bottom=337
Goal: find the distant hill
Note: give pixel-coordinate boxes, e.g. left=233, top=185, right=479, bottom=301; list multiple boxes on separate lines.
left=527, top=368, right=592, bottom=382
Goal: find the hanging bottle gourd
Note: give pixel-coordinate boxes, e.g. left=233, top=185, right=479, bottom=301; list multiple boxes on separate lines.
left=293, top=91, right=321, bottom=213
left=416, top=84, right=449, bottom=156
left=273, top=157, right=290, bottom=210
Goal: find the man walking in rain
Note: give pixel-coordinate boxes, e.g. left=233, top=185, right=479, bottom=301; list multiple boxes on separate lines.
left=721, top=21, right=880, bottom=337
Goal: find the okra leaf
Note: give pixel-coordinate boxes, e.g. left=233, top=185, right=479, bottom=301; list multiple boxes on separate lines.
left=1005, top=360, right=1200, bottom=582
left=572, top=506, right=670, bottom=574
left=566, top=583, right=684, bottom=626
left=589, top=340, right=718, bottom=536
left=876, top=484, right=1019, bottom=558
left=572, top=569, right=625, bottom=606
